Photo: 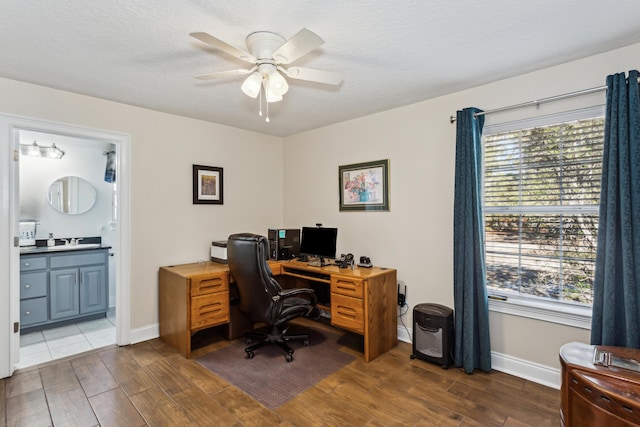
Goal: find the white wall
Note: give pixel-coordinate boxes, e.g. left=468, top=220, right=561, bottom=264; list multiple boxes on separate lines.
left=0, top=78, right=284, bottom=332
left=283, top=42, right=640, bottom=377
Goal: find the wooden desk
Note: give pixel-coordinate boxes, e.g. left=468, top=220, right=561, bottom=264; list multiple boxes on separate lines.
left=560, top=342, right=640, bottom=426
left=158, top=260, right=398, bottom=362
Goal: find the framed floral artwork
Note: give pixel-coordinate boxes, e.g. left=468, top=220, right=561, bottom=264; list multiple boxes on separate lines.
left=193, top=164, right=223, bottom=204
left=339, top=159, right=389, bottom=211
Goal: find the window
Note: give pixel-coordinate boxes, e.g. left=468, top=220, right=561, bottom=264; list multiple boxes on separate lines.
left=482, top=107, right=604, bottom=319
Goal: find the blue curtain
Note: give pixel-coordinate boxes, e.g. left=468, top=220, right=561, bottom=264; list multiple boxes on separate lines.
left=453, top=107, right=491, bottom=373
left=591, top=70, right=640, bottom=348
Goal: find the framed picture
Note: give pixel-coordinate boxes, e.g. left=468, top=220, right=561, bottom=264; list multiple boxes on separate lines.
left=193, top=164, right=223, bottom=205
left=339, top=159, right=389, bottom=211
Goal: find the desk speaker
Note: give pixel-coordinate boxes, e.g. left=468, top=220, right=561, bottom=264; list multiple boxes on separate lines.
left=411, top=303, right=454, bottom=369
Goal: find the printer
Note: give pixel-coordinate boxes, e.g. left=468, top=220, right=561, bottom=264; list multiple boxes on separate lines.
left=210, top=240, right=228, bottom=263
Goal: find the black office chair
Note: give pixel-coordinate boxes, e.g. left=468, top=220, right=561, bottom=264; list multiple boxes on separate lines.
left=227, top=233, right=318, bottom=362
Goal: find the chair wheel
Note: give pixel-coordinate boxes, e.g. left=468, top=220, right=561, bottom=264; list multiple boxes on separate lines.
left=303, top=339, right=310, bottom=346
left=247, top=351, right=254, bottom=359
left=286, top=354, right=293, bottom=362
left=246, top=338, right=252, bottom=345
left=410, top=354, right=416, bottom=359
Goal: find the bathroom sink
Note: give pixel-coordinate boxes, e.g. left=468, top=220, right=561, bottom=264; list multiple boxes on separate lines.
left=46, top=243, right=102, bottom=251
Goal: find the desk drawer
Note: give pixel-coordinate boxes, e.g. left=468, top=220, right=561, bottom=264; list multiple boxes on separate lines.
left=190, top=274, right=228, bottom=297
left=331, top=276, right=364, bottom=299
left=331, top=293, right=364, bottom=334
left=191, top=291, right=229, bottom=330
left=20, top=272, right=48, bottom=299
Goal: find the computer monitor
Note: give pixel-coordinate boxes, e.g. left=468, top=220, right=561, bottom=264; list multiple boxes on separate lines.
left=299, top=226, right=338, bottom=264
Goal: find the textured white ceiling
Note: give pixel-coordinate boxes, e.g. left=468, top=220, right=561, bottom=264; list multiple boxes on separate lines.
left=2, top=1, right=640, bottom=137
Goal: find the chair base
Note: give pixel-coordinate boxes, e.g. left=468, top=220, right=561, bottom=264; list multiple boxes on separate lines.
left=245, top=325, right=310, bottom=362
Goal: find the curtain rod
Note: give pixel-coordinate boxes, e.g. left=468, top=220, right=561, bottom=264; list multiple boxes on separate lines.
left=449, top=85, right=607, bottom=123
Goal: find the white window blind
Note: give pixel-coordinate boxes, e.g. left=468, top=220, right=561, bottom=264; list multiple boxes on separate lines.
left=483, top=110, right=604, bottom=307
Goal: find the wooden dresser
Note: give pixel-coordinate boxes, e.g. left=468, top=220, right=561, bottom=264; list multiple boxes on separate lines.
left=159, top=262, right=230, bottom=358
left=560, top=342, right=640, bottom=426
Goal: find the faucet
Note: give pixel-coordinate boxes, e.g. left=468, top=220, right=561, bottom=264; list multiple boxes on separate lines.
left=64, top=238, right=81, bottom=246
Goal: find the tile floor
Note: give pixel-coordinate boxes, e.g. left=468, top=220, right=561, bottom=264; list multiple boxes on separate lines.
left=17, top=308, right=116, bottom=369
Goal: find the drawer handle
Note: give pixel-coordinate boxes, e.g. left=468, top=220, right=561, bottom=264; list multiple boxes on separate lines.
left=336, top=306, right=357, bottom=319
left=336, top=285, right=356, bottom=293
left=24, top=284, right=30, bottom=289
left=200, top=302, right=222, bottom=315
left=24, top=262, right=30, bottom=267
left=25, top=311, right=30, bottom=316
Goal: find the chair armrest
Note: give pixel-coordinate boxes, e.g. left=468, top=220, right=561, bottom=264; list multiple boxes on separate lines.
left=279, top=288, right=318, bottom=305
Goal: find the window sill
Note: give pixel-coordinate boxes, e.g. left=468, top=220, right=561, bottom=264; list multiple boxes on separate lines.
left=488, top=295, right=592, bottom=329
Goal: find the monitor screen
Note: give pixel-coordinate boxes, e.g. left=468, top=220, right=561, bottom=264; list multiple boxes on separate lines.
left=299, top=226, right=338, bottom=260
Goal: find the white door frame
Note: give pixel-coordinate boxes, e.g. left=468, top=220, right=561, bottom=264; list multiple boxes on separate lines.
left=0, top=113, right=131, bottom=378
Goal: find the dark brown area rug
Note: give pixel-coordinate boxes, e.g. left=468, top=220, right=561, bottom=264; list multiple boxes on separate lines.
left=197, top=324, right=355, bottom=408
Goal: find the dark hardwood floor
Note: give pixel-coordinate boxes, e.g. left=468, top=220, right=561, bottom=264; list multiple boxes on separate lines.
left=1, top=319, right=561, bottom=426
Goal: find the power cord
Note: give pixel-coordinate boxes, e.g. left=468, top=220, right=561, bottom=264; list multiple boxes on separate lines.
left=397, top=303, right=411, bottom=342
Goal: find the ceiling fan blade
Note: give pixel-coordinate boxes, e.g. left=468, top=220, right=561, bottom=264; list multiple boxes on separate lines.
left=272, top=28, right=325, bottom=65
left=194, top=67, right=256, bottom=80
left=190, top=32, right=257, bottom=63
left=282, top=67, right=343, bottom=85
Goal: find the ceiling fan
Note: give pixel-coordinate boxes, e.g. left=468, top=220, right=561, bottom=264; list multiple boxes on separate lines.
left=190, top=28, right=342, bottom=121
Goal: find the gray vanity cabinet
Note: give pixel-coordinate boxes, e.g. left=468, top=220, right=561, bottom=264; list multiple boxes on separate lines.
left=80, top=265, right=108, bottom=314
left=49, top=268, right=80, bottom=320
left=20, top=248, right=109, bottom=332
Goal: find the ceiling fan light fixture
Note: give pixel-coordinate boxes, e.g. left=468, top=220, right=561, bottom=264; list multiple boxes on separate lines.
left=267, top=70, right=289, bottom=96
left=264, top=83, right=283, bottom=103
left=241, top=72, right=262, bottom=98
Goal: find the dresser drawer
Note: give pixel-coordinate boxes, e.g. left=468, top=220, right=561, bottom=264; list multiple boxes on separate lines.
left=190, top=273, right=229, bottom=297
left=20, top=256, right=47, bottom=272
left=20, top=272, right=48, bottom=299
left=20, top=297, right=48, bottom=326
left=331, top=293, right=364, bottom=334
left=191, top=291, right=230, bottom=330
left=331, top=276, right=364, bottom=299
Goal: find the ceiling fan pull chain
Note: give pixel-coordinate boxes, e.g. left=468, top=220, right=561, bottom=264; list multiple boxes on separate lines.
left=265, top=97, right=270, bottom=123
left=258, top=83, right=263, bottom=117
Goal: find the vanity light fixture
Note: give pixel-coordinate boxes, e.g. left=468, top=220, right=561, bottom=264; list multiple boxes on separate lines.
left=19, top=141, right=65, bottom=159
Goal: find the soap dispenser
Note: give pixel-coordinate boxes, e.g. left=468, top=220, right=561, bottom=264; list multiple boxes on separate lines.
left=47, top=233, right=55, bottom=247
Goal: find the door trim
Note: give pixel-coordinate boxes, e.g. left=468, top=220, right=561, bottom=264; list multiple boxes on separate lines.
left=0, top=113, right=131, bottom=378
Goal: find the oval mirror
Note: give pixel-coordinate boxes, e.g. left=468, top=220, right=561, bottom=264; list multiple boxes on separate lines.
left=47, top=176, right=97, bottom=215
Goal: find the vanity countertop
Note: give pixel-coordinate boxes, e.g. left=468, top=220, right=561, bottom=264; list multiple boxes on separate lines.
left=20, top=244, right=111, bottom=255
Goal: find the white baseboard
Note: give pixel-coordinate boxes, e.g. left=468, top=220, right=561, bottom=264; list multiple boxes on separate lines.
left=129, top=323, right=159, bottom=345
left=491, top=351, right=561, bottom=389
left=398, top=326, right=560, bottom=389
left=398, top=325, right=412, bottom=343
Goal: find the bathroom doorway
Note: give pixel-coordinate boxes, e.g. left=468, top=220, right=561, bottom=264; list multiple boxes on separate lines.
left=18, top=130, right=117, bottom=369
left=0, top=114, right=131, bottom=377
